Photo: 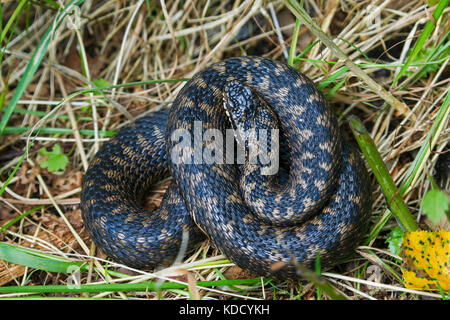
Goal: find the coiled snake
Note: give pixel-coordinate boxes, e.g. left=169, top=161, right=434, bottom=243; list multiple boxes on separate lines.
left=81, top=56, right=372, bottom=279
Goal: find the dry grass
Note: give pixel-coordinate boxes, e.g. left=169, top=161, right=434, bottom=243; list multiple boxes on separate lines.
left=0, top=0, right=448, bottom=300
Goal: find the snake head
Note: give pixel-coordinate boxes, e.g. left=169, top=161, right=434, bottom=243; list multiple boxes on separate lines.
left=223, top=80, right=254, bottom=146
left=223, top=80, right=281, bottom=176
left=223, top=80, right=278, bottom=148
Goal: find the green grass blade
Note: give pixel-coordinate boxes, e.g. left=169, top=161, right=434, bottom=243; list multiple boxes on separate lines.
left=407, top=30, right=450, bottom=85
left=391, top=0, right=449, bottom=87
left=0, top=0, right=85, bottom=137
left=325, top=78, right=345, bottom=99
left=2, top=78, right=187, bottom=138
left=293, top=40, right=319, bottom=65
left=318, top=66, right=348, bottom=90
left=288, top=18, right=302, bottom=66
left=285, top=0, right=409, bottom=115
left=0, top=8, right=22, bottom=69
left=0, top=277, right=266, bottom=294
left=0, top=242, right=88, bottom=274
left=399, top=89, right=450, bottom=194
left=349, top=116, right=419, bottom=232
left=0, top=0, right=27, bottom=45
left=362, top=91, right=449, bottom=242
left=0, top=139, right=33, bottom=197
left=3, top=126, right=116, bottom=137
left=12, top=107, right=92, bottom=121
left=0, top=205, right=44, bottom=233
left=336, top=37, right=374, bottom=63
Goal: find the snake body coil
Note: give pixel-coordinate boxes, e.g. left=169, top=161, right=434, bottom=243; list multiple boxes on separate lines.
left=81, top=56, right=372, bottom=279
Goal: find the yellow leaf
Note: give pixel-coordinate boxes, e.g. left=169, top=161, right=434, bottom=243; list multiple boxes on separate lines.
left=401, top=230, right=450, bottom=291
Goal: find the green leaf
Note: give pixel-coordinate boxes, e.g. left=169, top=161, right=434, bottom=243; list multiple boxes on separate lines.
left=386, top=226, right=404, bottom=256
left=82, top=78, right=111, bottom=111
left=89, top=78, right=111, bottom=98
left=421, top=189, right=450, bottom=224
left=404, top=47, right=440, bottom=78
left=91, top=78, right=110, bottom=93
left=38, top=144, right=69, bottom=172
left=0, top=242, right=87, bottom=273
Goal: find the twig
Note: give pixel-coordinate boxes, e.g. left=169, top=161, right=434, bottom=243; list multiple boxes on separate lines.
left=349, top=116, right=419, bottom=232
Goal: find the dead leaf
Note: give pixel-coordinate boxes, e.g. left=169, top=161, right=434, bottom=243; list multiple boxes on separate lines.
left=401, top=230, right=450, bottom=291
